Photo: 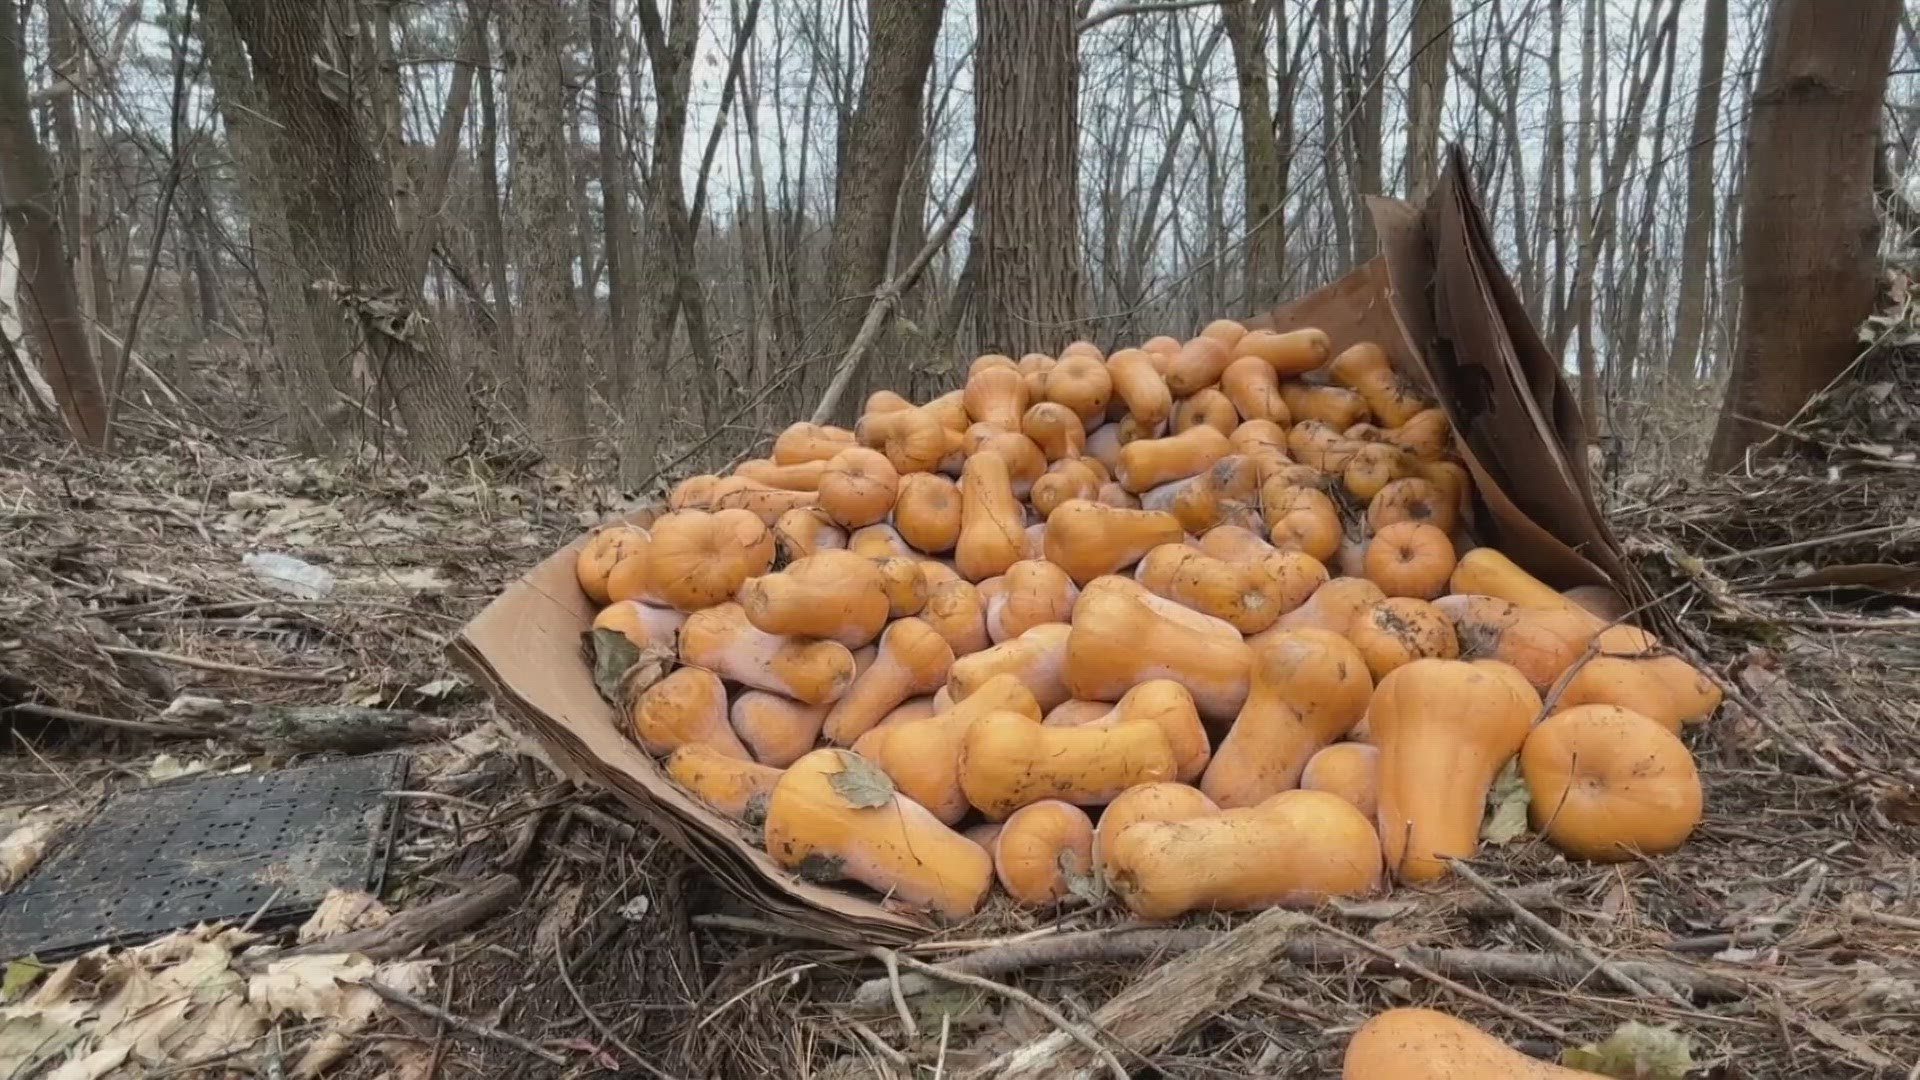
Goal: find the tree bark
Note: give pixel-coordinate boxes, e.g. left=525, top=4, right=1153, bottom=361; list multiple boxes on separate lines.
left=820, top=0, right=946, bottom=416
left=1669, top=0, right=1727, bottom=383
left=589, top=0, right=637, bottom=410
left=975, top=0, right=1085, bottom=355
left=0, top=0, right=107, bottom=447
left=1615, top=18, right=1678, bottom=392
left=473, top=10, right=517, bottom=367
left=1403, top=0, right=1453, bottom=203
left=227, top=0, right=471, bottom=459
left=1223, top=0, right=1287, bottom=306
left=1706, top=0, right=1900, bottom=472
left=407, top=11, right=482, bottom=287
left=502, top=0, right=586, bottom=467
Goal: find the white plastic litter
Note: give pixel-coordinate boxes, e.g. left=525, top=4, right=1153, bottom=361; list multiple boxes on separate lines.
left=243, top=551, right=336, bottom=599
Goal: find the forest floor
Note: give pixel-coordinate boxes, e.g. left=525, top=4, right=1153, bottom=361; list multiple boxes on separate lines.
left=2, top=332, right=1919, bottom=1078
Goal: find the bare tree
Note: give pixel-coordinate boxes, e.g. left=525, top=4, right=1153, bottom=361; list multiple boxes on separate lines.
left=975, top=0, right=1085, bottom=353
left=0, top=0, right=107, bottom=446
left=1669, top=0, right=1728, bottom=382
left=1706, top=0, right=1901, bottom=472
left=588, top=0, right=636, bottom=411
left=1223, top=0, right=1290, bottom=305
left=1403, top=0, right=1453, bottom=202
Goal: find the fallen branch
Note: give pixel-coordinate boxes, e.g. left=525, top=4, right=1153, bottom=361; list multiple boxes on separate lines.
left=893, top=949, right=1126, bottom=1080
left=101, top=644, right=341, bottom=684
left=274, top=873, right=520, bottom=961
left=364, top=980, right=566, bottom=1066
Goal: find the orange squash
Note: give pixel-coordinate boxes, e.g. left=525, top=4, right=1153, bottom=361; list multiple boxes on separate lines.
left=709, top=481, right=818, bottom=525
left=680, top=602, right=856, bottom=705
left=1064, top=575, right=1252, bottom=723
left=986, top=560, right=1080, bottom=643
left=738, top=550, right=890, bottom=648
left=1343, top=442, right=1415, bottom=502
left=918, top=559, right=961, bottom=593
left=1171, top=387, right=1240, bottom=437
left=1448, top=548, right=1597, bottom=621
left=1325, top=342, right=1432, bottom=427
left=852, top=673, right=1042, bottom=824
left=577, top=525, right=651, bottom=605
left=818, top=446, right=899, bottom=529
left=1092, top=782, right=1218, bottom=877
left=947, top=621, right=1074, bottom=711
left=1234, top=327, right=1331, bottom=376
left=1085, top=422, right=1125, bottom=474
left=1556, top=626, right=1724, bottom=730
left=1201, top=629, right=1372, bottom=807
left=1060, top=339, right=1105, bottom=361
left=1281, top=382, right=1370, bottom=431
left=993, top=800, right=1097, bottom=906
left=1106, top=348, right=1173, bottom=429
left=772, top=506, right=849, bottom=561
left=1195, top=523, right=1276, bottom=563
left=1093, top=481, right=1141, bottom=509
left=1363, top=521, right=1456, bottom=600
left=1383, top=408, right=1453, bottom=459
left=1345, top=422, right=1386, bottom=443
left=1367, top=476, right=1460, bottom=536
left=848, top=522, right=914, bottom=560
left=773, top=422, right=856, bottom=466
left=1116, top=424, right=1233, bottom=493
left=735, top=457, right=829, bottom=492
left=969, top=353, right=1016, bottom=378
left=1104, top=789, right=1382, bottom=918
left=1018, top=353, right=1056, bottom=401
left=666, top=744, right=783, bottom=826
left=592, top=599, right=685, bottom=653
left=1044, top=354, right=1114, bottom=426
left=1139, top=334, right=1181, bottom=358
left=1269, top=576, right=1386, bottom=638
left=955, top=450, right=1028, bottom=582
left=1521, top=704, right=1703, bottom=861
left=1300, top=742, right=1380, bottom=819
left=1115, top=411, right=1167, bottom=446
left=871, top=556, right=929, bottom=618
left=1134, top=543, right=1327, bottom=634
left=1229, top=418, right=1288, bottom=454
left=1432, top=595, right=1595, bottom=693
left=958, top=708, right=1177, bottom=819
left=1043, top=699, right=1115, bottom=727
left=1199, top=318, right=1249, bottom=348
left=921, top=579, right=990, bottom=658
left=729, top=690, right=827, bottom=768
left=1371, top=659, right=1541, bottom=882
left=971, top=429, right=1047, bottom=498
left=631, top=666, right=751, bottom=758
left=1074, top=679, right=1212, bottom=783
left=1342, top=1008, right=1597, bottom=1080
left=642, top=509, right=776, bottom=612
left=1021, top=401, right=1087, bottom=461
left=1218, top=356, right=1290, bottom=425
left=964, top=362, right=1030, bottom=430
left=668, top=474, right=719, bottom=511
left=1262, top=482, right=1343, bottom=563
left=892, top=472, right=962, bottom=555
left=1164, top=336, right=1234, bottom=397
left=871, top=406, right=954, bottom=474
left=764, top=749, right=991, bottom=919
left=1028, top=458, right=1103, bottom=519
left=1348, top=597, right=1461, bottom=680
left=822, top=618, right=954, bottom=746
left=1042, top=499, right=1184, bottom=584
left=1285, top=418, right=1361, bottom=472
left=864, top=388, right=913, bottom=416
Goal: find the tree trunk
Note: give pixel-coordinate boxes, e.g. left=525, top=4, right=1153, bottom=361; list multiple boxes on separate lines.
left=407, top=11, right=481, bottom=287
left=589, top=0, right=637, bottom=411
left=1615, top=20, right=1678, bottom=392
left=1224, top=0, right=1287, bottom=305
left=227, top=0, right=471, bottom=459
left=1705, top=0, right=1899, bottom=472
left=1403, top=0, right=1453, bottom=202
left=0, top=0, right=107, bottom=447
left=474, top=12, right=517, bottom=367
left=501, top=0, right=585, bottom=468
left=1568, top=0, right=1598, bottom=419
left=819, top=0, right=946, bottom=417
left=974, top=1, right=1085, bottom=355
left=1669, top=0, right=1727, bottom=383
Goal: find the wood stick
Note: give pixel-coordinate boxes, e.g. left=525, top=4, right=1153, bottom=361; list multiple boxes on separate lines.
left=891, top=951, right=1126, bottom=1080
left=364, top=980, right=566, bottom=1066
left=100, top=644, right=341, bottom=683
left=275, top=873, right=520, bottom=961
left=1299, top=915, right=1570, bottom=1040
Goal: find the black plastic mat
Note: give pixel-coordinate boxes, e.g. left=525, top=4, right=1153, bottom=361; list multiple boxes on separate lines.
left=0, top=753, right=406, bottom=960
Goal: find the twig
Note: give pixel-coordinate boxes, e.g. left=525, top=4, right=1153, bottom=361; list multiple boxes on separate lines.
left=1077, top=0, right=1239, bottom=33
left=364, top=981, right=567, bottom=1066
left=99, top=644, right=341, bottom=683
left=697, top=962, right=820, bottom=1028
left=890, top=950, right=1129, bottom=1080
left=870, top=947, right=919, bottom=1037
left=1704, top=520, right=1917, bottom=565
left=848, top=1019, right=911, bottom=1069
left=557, top=938, right=683, bottom=1080
left=8, top=700, right=217, bottom=740
left=239, top=887, right=285, bottom=933
left=1448, top=858, right=1690, bottom=1007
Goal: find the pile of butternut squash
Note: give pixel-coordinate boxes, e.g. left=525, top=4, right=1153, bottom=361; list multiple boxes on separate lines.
left=576, top=322, right=1718, bottom=921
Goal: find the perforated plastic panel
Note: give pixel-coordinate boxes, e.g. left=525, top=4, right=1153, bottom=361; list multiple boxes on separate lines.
left=0, top=753, right=405, bottom=960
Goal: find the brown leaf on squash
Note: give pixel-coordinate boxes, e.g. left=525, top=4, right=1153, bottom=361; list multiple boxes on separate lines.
left=1481, top=757, right=1530, bottom=845
left=584, top=627, right=673, bottom=709
left=828, top=754, right=896, bottom=809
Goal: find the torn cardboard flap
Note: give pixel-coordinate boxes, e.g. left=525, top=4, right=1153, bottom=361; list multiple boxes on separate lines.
left=454, top=156, right=1653, bottom=943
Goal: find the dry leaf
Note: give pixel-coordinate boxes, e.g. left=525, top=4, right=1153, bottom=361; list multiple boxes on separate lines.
left=1, top=807, right=82, bottom=889
left=1560, top=1021, right=1695, bottom=1078
left=829, top=754, right=896, bottom=808
left=146, top=755, right=209, bottom=783
left=1481, top=757, right=1529, bottom=845
left=297, top=889, right=392, bottom=944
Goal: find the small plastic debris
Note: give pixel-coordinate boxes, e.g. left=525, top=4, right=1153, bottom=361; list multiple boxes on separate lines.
left=243, top=552, right=335, bottom=599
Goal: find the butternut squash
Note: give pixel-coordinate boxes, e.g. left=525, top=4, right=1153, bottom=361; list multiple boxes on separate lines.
left=955, top=450, right=1027, bottom=582
left=852, top=672, right=1041, bottom=824
left=1060, top=339, right=1105, bottom=361
left=1414, top=460, right=1472, bottom=524
left=874, top=406, right=954, bottom=475
left=817, top=447, right=899, bottom=529
left=1325, top=341, right=1432, bottom=427
left=1367, top=476, right=1460, bottom=536
left=1286, top=418, right=1362, bottom=472
left=1043, top=699, right=1116, bottom=727
left=1229, top=417, right=1287, bottom=453
left=1262, top=482, right=1343, bottom=563
left=1219, top=355, right=1290, bottom=425
left=1080, top=679, right=1212, bottom=783
left=1448, top=548, right=1597, bottom=620
left=1139, top=334, right=1181, bottom=358
left=1171, top=387, right=1240, bottom=437
left=971, top=429, right=1047, bottom=498
left=1017, top=353, right=1056, bottom=401
left=1134, top=543, right=1326, bottom=634
left=1234, top=327, right=1331, bottom=376
left=577, top=525, right=651, bottom=605
left=994, top=800, right=1097, bottom=906
left=1085, top=421, right=1125, bottom=474
left=592, top=599, right=685, bottom=653
left=666, top=744, right=783, bottom=826
left=1432, top=595, right=1594, bottom=693
left=772, top=506, right=848, bottom=561
left=1115, top=411, right=1166, bottom=445
left=1348, top=597, right=1461, bottom=680
left=1300, top=742, right=1380, bottom=820
left=738, top=549, right=890, bottom=647
left=764, top=749, right=992, bottom=919
left=964, top=362, right=1030, bottom=430
left=1042, top=499, right=1184, bottom=584
left=1202, top=629, right=1372, bottom=807
left=1195, top=523, right=1276, bottom=563
left=849, top=522, right=914, bottom=559
left=1021, top=401, right=1086, bottom=462
left=1044, top=354, right=1113, bottom=426
left=1029, top=458, right=1103, bottom=519
left=947, top=621, right=1074, bottom=710
left=642, top=509, right=776, bottom=612
left=710, top=482, right=817, bottom=525
left=668, top=474, right=719, bottom=511
left=729, top=690, right=827, bottom=768
left=1105, top=790, right=1382, bottom=918
left=1363, top=521, right=1457, bottom=600
left=1521, top=704, right=1703, bottom=861
left=1270, top=576, right=1386, bottom=637
left=872, top=556, right=930, bottom=618
left=773, top=422, right=856, bottom=466
left=892, top=472, right=962, bottom=555
left=1371, top=659, right=1541, bottom=882
left=822, top=618, right=954, bottom=746
left=1343, top=442, right=1415, bottom=502
left=958, top=708, right=1177, bottom=819
left=1064, top=575, right=1252, bottom=724
left=986, top=560, right=1080, bottom=643
left=1281, top=382, right=1370, bottom=431
left=922, top=579, right=990, bottom=657
left=680, top=602, right=856, bottom=705
left=864, top=389, right=913, bottom=416
left=1383, top=408, right=1452, bottom=459
left=1199, top=318, right=1249, bottom=348
left=917, top=559, right=961, bottom=589
left=631, top=667, right=751, bottom=758
left=735, top=458, right=829, bottom=492
left=1163, top=336, right=1233, bottom=397
left=1092, top=783, right=1218, bottom=878
left=1556, top=626, right=1723, bottom=730
left=1116, top=424, right=1232, bottom=493
left=969, top=353, right=1016, bottom=378
left=1106, top=348, right=1173, bottom=429
left=1342, top=1008, right=1597, bottom=1080
left=1094, top=481, right=1141, bottom=509
left=963, top=822, right=1002, bottom=850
